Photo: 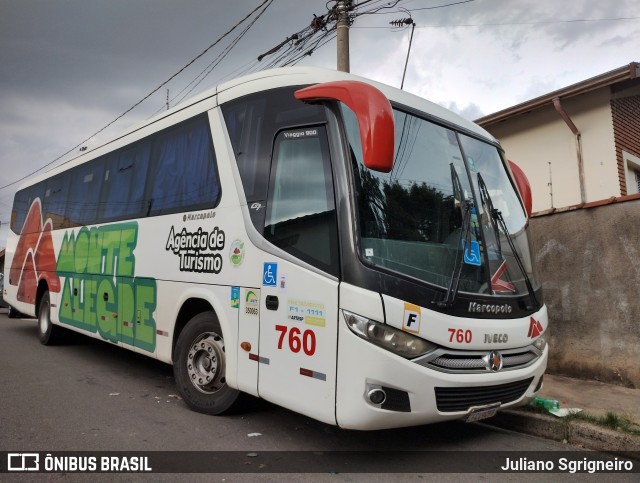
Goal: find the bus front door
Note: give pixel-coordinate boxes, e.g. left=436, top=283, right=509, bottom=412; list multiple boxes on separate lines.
left=256, top=125, right=340, bottom=426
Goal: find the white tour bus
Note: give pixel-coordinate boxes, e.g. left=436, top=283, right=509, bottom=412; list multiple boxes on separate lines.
left=4, top=67, right=547, bottom=430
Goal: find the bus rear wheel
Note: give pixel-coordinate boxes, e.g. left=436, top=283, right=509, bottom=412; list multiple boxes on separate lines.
left=38, top=291, right=62, bottom=345
left=173, top=312, right=241, bottom=415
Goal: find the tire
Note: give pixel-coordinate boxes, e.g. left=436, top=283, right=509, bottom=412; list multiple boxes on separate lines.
left=38, top=291, right=61, bottom=345
left=173, top=311, right=241, bottom=415
left=8, top=307, right=17, bottom=319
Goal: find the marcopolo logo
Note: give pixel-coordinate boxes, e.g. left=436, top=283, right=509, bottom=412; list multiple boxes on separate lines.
left=165, top=226, right=225, bottom=274
left=468, top=302, right=513, bottom=314
left=56, top=222, right=157, bottom=352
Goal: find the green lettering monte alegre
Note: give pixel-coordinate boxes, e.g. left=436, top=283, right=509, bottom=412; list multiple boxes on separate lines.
left=56, top=223, right=158, bottom=352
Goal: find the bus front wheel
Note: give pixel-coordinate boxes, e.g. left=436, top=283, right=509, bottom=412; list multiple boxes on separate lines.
left=173, top=312, right=241, bottom=415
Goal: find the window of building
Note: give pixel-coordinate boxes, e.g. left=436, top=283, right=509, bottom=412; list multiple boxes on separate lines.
left=623, top=150, right=640, bottom=195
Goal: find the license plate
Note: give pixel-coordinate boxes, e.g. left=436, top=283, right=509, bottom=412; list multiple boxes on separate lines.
left=465, top=403, right=501, bottom=422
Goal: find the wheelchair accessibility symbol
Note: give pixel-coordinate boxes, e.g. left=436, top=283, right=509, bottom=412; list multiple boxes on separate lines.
left=263, top=262, right=278, bottom=287
left=462, top=240, right=481, bottom=266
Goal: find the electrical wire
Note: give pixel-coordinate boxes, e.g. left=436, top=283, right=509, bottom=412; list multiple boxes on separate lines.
left=352, top=16, right=640, bottom=28
left=171, top=0, right=273, bottom=108
left=0, top=0, right=272, bottom=192
left=0, top=0, right=488, bottom=194
left=406, top=0, right=474, bottom=11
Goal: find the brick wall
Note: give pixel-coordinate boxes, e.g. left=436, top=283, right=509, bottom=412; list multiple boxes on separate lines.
left=611, top=89, right=640, bottom=195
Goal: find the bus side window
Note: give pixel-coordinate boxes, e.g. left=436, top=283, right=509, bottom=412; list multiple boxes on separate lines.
left=264, top=126, right=339, bottom=277
left=147, top=115, right=220, bottom=216
left=100, top=143, right=151, bottom=221
left=43, top=173, right=71, bottom=229
left=66, top=159, right=105, bottom=227
left=11, top=184, right=44, bottom=234
left=223, top=97, right=269, bottom=207
left=221, top=87, right=328, bottom=232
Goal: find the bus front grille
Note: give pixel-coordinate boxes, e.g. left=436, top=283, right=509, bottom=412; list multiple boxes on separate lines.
left=434, top=377, right=534, bottom=412
left=413, top=346, right=541, bottom=374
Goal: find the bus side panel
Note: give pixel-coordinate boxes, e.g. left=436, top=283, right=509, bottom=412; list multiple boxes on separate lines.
left=4, top=199, right=57, bottom=318
left=127, top=106, right=262, bottom=372
left=3, top=231, right=37, bottom=318
left=257, top=256, right=339, bottom=426
left=153, top=280, right=239, bottom=375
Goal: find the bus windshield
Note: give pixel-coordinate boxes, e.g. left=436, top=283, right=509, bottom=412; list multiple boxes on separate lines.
left=342, top=104, right=538, bottom=297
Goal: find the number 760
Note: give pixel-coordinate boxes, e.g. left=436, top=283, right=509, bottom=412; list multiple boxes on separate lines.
left=275, top=325, right=316, bottom=356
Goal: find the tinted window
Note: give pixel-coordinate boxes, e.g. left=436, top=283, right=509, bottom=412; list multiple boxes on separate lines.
left=343, top=105, right=486, bottom=293
left=11, top=184, right=43, bottom=234
left=100, top=142, right=151, bottom=221
left=43, top=173, right=71, bottom=229
left=265, top=126, right=339, bottom=276
left=147, top=115, right=219, bottom=216
left=66, top=159, right=105, bottom=227
left=11, top=114, right=220, bottom=234
left=222, top=87, right=326, bottom=230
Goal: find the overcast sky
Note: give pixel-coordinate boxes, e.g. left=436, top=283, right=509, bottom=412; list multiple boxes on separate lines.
left=1, top=0, right=639, bottom=247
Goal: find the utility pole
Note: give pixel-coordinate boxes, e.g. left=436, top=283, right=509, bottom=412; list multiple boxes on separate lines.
left=336, top=0, right=351, bottom=72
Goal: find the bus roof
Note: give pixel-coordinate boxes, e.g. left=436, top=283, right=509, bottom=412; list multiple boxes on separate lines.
left=216, top=67, right=495, bottom=142
left=20, top=67, right=496, bottom=190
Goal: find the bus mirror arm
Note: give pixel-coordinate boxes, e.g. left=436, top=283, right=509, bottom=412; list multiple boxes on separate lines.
left=295, top=81, right=395, bottom=173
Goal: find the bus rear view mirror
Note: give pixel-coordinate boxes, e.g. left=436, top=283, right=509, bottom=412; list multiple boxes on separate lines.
left=295, top=81, right=395, bottom=173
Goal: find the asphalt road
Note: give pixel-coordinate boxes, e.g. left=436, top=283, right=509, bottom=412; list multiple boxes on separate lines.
left=0, top=310, right=636, bottom=481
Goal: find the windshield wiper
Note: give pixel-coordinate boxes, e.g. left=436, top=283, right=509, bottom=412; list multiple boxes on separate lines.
left=478, top=174, right=503, bottom=260
left=477, top=173, right=540, bottom=309
left=433, top=164, right=473, bottom=308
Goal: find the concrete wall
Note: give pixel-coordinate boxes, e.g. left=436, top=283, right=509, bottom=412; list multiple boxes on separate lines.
left=530, top=199, right=640, bottom=387
left=487, top=87, right=619, bottom=212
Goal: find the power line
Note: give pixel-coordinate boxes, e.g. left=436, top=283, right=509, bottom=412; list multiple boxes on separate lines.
left=149, top=0, right=273, bottom=119
left=406, top=0, right=475, bottom=11
left=351, top=16, right=640, bottom=28
left=0, top=0, right=485, bottom=196
left=254, top=0, right=410, bottom=69
left=0, top=0, right=272, bottom=192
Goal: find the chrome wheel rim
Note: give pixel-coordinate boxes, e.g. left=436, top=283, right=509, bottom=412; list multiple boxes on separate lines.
left=187, top=332, right=226, bottom=394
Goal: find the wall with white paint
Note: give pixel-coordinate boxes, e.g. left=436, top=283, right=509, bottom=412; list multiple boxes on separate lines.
left=486, top=87, right=619, bottom=212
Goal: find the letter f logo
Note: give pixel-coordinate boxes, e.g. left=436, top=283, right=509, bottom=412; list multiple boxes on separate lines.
left=403, top=302, right=421, bottom=334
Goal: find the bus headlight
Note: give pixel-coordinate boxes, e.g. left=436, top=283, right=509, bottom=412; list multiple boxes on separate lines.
left=533, top=336, right=546, bottom=352
left=343, top=310, right=437, bottom=359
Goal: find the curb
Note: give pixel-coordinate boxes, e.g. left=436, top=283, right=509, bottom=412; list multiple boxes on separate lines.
left=485, top=409, right=640, bottom=456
